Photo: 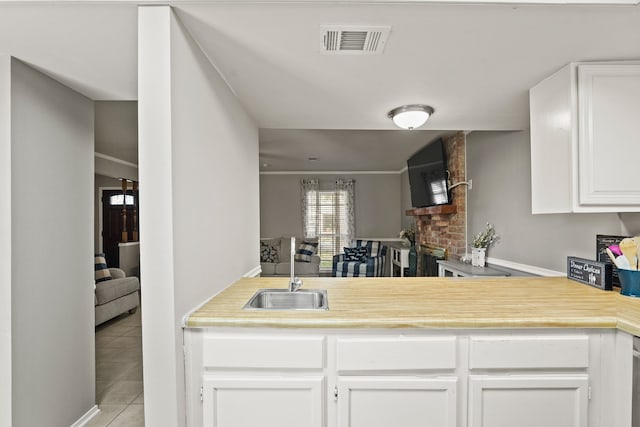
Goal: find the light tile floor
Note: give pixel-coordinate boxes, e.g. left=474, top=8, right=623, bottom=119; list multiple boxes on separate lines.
left=87, top=308, right=144, bottom=427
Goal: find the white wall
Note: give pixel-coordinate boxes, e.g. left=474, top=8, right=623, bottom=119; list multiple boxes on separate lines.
left=260, top=173, right=402, bottom=239
left=9, top=58, right=95, bottom=426
left=138, top=6, right=260, bottom=426
left=138, top=8, right=179, bottom=426
left=466, top=130, right=629, bottom=272
left=0, top=54, right=12, bottom=427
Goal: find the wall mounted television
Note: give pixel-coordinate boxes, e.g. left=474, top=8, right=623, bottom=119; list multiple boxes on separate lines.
left=407, top=138, right=450, bottom=208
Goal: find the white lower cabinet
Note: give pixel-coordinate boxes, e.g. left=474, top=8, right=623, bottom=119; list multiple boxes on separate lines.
left=337, top=376, right=457, bottom=427
left=186, top=330, right=627, bottom=427
left=468, top=375, right=589, bottom=427
left=202, top=376, right=324, bottom=427
left=468, top=334, right=591, bottom=427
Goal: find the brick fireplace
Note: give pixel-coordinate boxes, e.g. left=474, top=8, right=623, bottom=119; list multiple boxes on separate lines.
left=407, top=132, right=467, bottom=275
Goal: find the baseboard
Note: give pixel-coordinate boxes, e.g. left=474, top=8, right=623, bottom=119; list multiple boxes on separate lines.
left=70, top=405, right=99, bottom=427
left=487, top=257, right=565, bottom=277
left=244, top=265, right=262, bottom=278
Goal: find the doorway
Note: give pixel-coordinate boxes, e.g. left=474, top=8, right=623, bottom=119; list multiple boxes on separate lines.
left=101, top=188, right=139, bottom=268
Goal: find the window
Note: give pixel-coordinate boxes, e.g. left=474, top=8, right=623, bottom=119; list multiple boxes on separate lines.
left=109, top=194, right=136, bottom=206
left=302, top=179, right=355, bottom=269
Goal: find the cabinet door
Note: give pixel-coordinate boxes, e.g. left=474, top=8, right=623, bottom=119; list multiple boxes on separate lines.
left=578, top=64, right=640, bottom=207
left=469, top=375, right=588, bottom=427
left=202, top=376, right=324, bottom=427
left=529, top=63, right=574, bottom=214
left=337, top=377, right=457, bottom=427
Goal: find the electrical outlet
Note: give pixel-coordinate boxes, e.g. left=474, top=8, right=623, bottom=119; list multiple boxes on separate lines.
left=468, top=179, right=473, bottom=190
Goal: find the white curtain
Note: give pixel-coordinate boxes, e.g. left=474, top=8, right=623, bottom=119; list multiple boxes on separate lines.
left=301, top=179, right=320, bottom=239
left=335, top=179, right=355, bottom=247
left=300, top=178, right=355, bottom=267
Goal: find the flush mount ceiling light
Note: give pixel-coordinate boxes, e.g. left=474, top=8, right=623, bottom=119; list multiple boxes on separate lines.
left=387, top=105, right=434, bottom=130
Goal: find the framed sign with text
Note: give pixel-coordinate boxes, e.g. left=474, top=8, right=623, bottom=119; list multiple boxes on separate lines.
left=567, top=256, right=613, bottom=291
left=596, top=234, right=628, bottom=287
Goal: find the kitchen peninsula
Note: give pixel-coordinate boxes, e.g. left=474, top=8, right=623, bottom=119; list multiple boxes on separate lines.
left=184, top=277, right=640, bottom=427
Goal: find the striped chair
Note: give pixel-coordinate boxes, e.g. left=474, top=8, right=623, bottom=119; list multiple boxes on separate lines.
left=332, top=240, right=388, bottom=277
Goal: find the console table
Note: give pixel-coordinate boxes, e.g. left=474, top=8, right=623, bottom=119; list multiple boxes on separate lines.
left=389, top=243, right=410, bottom=277
left=437, top=260, right=511, bottom=278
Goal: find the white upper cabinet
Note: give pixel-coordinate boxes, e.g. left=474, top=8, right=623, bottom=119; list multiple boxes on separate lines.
left=530, top=62, right=640, bottom=213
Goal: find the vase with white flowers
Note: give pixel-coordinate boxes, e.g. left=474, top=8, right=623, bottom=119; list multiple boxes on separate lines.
left=399, top=222, right=417, bottom=246
left=471, top=223, right=499, bottom=267
left=399, top=222, right=418, bottom=276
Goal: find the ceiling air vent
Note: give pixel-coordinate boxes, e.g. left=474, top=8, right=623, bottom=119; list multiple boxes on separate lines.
left=320, top=25, right=390, bottom=55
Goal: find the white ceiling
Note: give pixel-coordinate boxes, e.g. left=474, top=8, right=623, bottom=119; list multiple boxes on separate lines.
left=0, top=3, right=137, bottom=100
left=260, top=129, right=451, bottom=171
left=1, top=1, right=639, bottom=171
left=95, top=101, right=138, bottom=164
left=176, top=2, right=640, bottom=131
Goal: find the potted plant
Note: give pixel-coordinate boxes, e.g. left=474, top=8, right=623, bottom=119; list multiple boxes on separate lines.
left=471, top=223, right=499, bottom=267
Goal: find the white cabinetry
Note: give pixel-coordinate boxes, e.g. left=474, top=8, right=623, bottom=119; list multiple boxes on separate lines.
left=335, top=336, right=457, bottom=371
left=337, top=377, right=457, bottom=427
left=468, top=375, right=589, bottom=427
left=468, top=334, right=590, bottom=427
left=185, top=330, right=625, bottom=427
left=202, top=376, right=324, bottom=427
left=186, top=332, right=326, bottom=427
left=530, top=62, right=640, bottom=213
left=335, top=336, right=458, bottom=427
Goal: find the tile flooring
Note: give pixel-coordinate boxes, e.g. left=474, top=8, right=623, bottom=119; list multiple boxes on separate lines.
left=86, top=308, right=144, bottom=426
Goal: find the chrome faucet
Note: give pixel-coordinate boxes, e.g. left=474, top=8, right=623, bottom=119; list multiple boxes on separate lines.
left=289, top=237, right=302, bottom=292
left=290, top=277, right=303, bottom=292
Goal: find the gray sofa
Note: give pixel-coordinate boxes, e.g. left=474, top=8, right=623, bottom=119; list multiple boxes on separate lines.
left=260, top=237, right=320, bottom=277
left=95, top=268, right=140, bottom=326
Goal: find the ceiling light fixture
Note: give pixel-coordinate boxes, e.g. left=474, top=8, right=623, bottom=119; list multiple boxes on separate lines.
left=387, top=104, right=434, bottom=130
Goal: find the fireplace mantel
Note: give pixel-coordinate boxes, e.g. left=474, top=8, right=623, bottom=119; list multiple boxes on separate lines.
left=406, top=205, right=457, bottom=217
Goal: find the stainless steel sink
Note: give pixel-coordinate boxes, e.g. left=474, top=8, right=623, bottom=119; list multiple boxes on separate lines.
left=243, top=289, right=329, bottom=311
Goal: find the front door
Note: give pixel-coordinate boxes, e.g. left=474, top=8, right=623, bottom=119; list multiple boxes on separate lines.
left=102, top=189, right=138, bottom=268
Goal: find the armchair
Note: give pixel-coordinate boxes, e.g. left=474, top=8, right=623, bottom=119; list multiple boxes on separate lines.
left=332, top=240, right=388, bottom=277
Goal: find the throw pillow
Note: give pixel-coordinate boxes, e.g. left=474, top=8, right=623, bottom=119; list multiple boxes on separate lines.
left=260, top=241, right=280, bottom=263
left=94, top=253, right=112, bottom=283
left=344, top=247, right=368, bottom=262
left=294, top=240, right=319, bottom=262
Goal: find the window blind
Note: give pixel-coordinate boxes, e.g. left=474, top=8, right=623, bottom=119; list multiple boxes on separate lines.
left=304, top=189, right=352, bottom=268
